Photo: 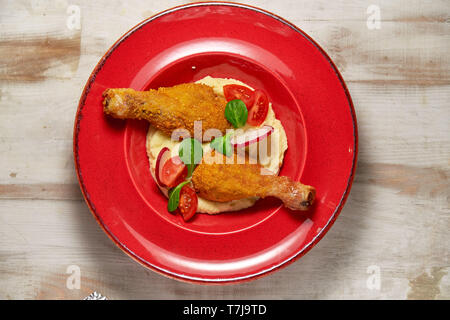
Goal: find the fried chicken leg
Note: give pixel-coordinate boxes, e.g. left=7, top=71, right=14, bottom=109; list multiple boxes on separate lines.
left=191, top=151, right=316, bottom=211
left=103, top=83, right=231, bottom=139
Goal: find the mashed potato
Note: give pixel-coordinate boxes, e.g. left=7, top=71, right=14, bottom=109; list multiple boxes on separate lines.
left=146, top=76, right=288, bottom=214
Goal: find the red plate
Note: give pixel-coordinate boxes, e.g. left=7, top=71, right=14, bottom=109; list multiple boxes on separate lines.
left=74, top=2, right=357, bottom=283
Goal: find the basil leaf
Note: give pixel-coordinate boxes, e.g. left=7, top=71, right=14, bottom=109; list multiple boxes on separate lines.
left=210, top=133, right=232, bottom=156
left=225, top=99, right=248, bottom=128
left=167, top=180, right=190, bottom=212
left=178, top=138, right=203, bottom=177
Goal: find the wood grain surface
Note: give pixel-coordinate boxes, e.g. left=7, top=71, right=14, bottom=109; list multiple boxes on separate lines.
left=0, top=0, right=448, bottom=299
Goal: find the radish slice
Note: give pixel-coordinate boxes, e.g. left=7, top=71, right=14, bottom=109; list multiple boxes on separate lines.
left=155, top=147, right=171, bottom=186
left=230, top=125, right=274, bottom=148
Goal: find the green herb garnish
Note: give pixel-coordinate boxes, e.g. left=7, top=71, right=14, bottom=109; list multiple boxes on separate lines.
left=178, top=137, right=203, bottom=177
left=167, top=180, right=190, bottom=212
left=225, top=99, right=248, bottom=128
left=210, top=133, right=233, bottom=156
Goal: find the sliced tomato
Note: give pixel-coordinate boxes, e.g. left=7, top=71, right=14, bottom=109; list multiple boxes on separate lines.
left=223, top=84, right=255, bottom=109
left=247, top=89, right=269, bottom=126
left=159, top=156, right=187, bottom=188
left=178, top=185, right=198, bottom=221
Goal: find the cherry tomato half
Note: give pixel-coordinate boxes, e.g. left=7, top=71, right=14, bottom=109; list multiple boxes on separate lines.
left=160, top=156, right=187, bottom=188
left=178, top=185, right=198, bottom=221
left=247, top=89, right=269, bottom=126
left=223, top=84, right=255, bottom=109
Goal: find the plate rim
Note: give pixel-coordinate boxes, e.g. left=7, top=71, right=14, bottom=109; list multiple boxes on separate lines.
left=73, top=1, right=358, bottom=284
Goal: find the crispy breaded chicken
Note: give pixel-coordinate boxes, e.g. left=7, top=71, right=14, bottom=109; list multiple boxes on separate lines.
left=103, top=83, right=232, bottom=139
left=192, top=151, right=315, bottom=211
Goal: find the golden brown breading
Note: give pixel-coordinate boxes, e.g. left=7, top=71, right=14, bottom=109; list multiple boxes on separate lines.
left=103, top=83, right=231, bottom=139
left=191, top=151, right=315, bottom=210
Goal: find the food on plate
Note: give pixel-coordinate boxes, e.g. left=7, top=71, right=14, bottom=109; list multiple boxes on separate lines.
left=103, top=83, right=231, bottom=138
left=177, top=184, right=198, bottom=221
left=192, top=150, right=315, bottom=211
left=223, top=84, right=255, bottom=108
left=247, top=89, right=269, bottom=126
left=103, top=76, right=315, bottom=221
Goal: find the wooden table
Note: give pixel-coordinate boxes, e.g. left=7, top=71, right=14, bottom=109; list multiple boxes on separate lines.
left=0, top=0, right=448, bottom=300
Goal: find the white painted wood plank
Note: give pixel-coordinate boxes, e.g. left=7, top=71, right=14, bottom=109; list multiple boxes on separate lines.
left=1, top=1, right=449, bottom=84
left=1, top=82, right=448, bottom=188
left=0, top=192, right=447, bottom=299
